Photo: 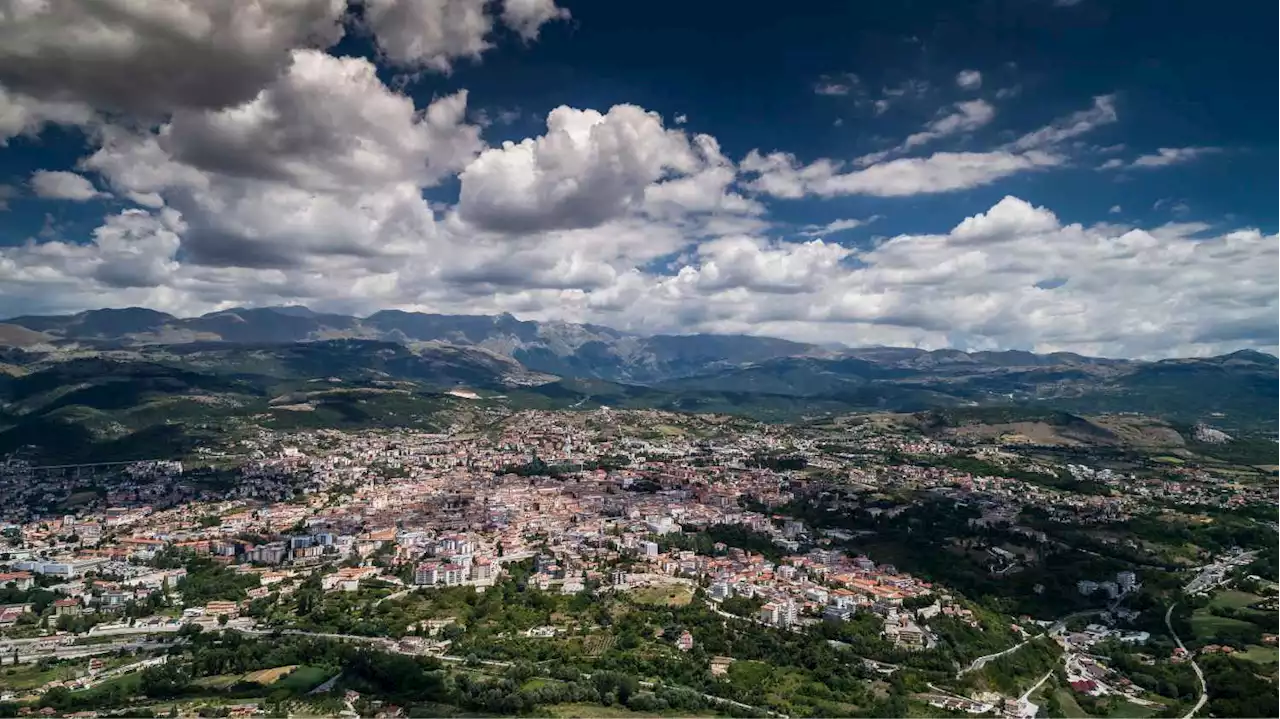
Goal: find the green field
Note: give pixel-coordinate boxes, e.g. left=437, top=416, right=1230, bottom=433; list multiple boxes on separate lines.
left=275, top=665, right=332, bottom=693
left=1234, top=645, right=1280, bottom=665
left=1209, top=590, right=1264, bottom=610
left=1190, top=611, right=1257, bottom=639
left=190, top=664, right=330, bottom=692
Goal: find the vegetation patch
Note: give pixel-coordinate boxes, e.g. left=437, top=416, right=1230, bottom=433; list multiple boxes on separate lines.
left=629, top=585, right=693, bottom=607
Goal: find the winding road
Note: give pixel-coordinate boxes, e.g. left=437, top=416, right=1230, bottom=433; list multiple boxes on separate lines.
left=1165, top=603, right=1207, bottom=719
left=956, top=607, right=1112, bottom=678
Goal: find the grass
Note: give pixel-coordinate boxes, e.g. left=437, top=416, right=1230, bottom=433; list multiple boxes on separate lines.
left=0, top=663, right=75, bottom=691
left=1054, top=689, right=1090, bottom=718
left=1208, top=590, right=1263, bottom=610
left=191, top=674, right=244, bottom=689
left=275, top=665, right=332, bottom=693
left=630, top=584, right=693, bottom=607
left=1234, top=645, right=1280, bottom=665
left=1152, top=456, right=1185, bottom=465
left=1190, top=610, right=1257, bottom=639
left=1105, top=700, right=1156, bottom=717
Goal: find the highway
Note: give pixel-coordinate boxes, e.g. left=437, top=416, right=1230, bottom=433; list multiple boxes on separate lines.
left=1165, top=603, right=1207, bottom=719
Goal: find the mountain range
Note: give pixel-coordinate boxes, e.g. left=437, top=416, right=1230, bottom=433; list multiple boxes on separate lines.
left=0, top=306, right=1274, bottom=462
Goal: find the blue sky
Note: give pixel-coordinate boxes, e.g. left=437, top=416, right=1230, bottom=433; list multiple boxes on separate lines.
left=0, top=0, right=1275, bottom=357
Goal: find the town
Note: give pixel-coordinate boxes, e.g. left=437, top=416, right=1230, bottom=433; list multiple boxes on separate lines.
left=1, top=409, right=1276, bottom=718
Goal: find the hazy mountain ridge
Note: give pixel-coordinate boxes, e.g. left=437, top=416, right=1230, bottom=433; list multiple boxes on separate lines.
left=1, top=307, right=828, bottom=383
left=1, top=307, right=1275, bottom=436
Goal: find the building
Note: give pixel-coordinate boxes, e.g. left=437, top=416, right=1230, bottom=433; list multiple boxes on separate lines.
left=676, top=630, right=694, bottom=651
left=204, top=600, right=239, bottom=619
left=414, top=562, right=440, bottom=586
left=708, top=582, right=732, bottom=600
left=53, top=598, right=81, bottom=616
left=642, top=541, right=659, bottom=558
left=1116, top=571, right=1138, bottom=593
left=0, top=572, right=34, bottom=590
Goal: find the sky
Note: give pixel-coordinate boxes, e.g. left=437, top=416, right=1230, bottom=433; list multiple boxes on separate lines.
left=0, top=0, right=1275, bottom=358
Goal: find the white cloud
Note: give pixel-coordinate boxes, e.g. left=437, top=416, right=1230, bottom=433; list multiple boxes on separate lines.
left=902, top=100, right=995, bottom=150
left=955, top=70, right=982, bottom=90
left=873, top=79, right=930, bottom=114
left=457, top=104, right=704, bottom=232
left=1100, top=146, right=1221, bottom=171
left=1005, top=94, right=1117, bottom=152
left=798, top=217, right=876, bottom=237
left=673, top=114, right=688, bottom=125
left=1, top=187, right=1274, bottom=358
left=856, top=99, right=996, bottom=166
left=0, top=85, right=95, bottom=144
left=360, top=0, right=568, bottom=72
left=1109, top=205, right=1121, bottom=214
left=30, top=170, right=106, bottom=201
left=0, top=0, right=346, bottom=116
left=81, top=49, right=483, bottom=270
left=950, top=196, right=1058, bottom=242
left=744, top=148, right=1059, bottom=199
left=813, top=73, right=860, bottom=96
left=745, top=95, right=1113, bottom=200
left=607, top=197, right=1278, bottom=357
left=664, top=236, right=854, bottom=295
left=500, top=0, right=571, bottom=41
left=157, top=50, right=482, bottom=192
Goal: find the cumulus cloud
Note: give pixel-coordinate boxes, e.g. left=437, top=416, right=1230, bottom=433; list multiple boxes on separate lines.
left=0, top=0, right=346, bottom=116
left=500, top=0, right=571, bottom=40
left=0, top=85, right=95, bottom=144
left=615, top=197, right=1279, bottom=357
left=457, top=104, right=704, bottom=232
left=1, top=190, right=1274, bottom=357
left=665, top=236, right=854, bottom=294
left=30, top=170, right=106, bottom=201
left=360, top=0, right=568, bottom=71
left=81, top=49, right=483, bottom=270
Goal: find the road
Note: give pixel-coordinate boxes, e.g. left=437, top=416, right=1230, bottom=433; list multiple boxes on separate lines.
left=1019, top=670, right=1055, bottom=702
left=1165, top=603, right=1207, bottom=719
left=958, top=608, right=1107, bottom=677
left=7, top=640, right=172, bottom=664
